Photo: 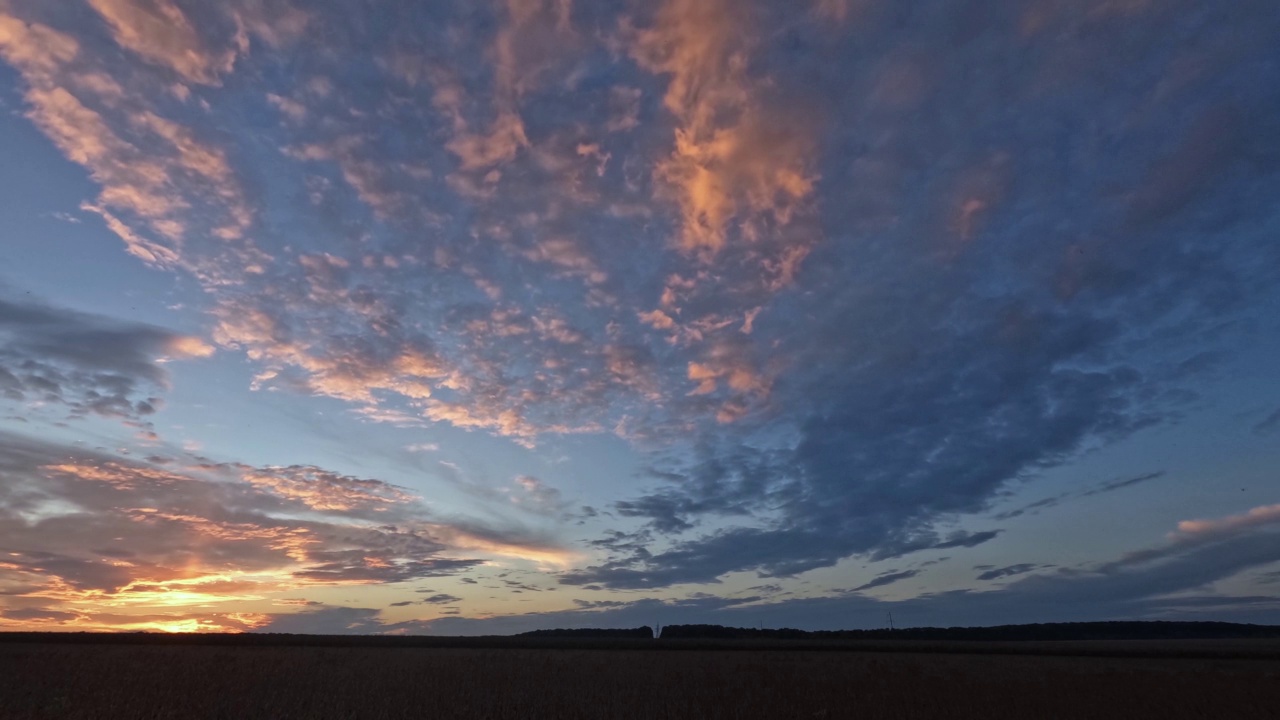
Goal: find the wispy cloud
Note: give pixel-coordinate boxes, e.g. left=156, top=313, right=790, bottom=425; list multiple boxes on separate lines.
left=85, top=0, right=235, bottom=85
left=1253, top=408, right=1280, bottom=436
left=847, top=569, right=919, bottom=593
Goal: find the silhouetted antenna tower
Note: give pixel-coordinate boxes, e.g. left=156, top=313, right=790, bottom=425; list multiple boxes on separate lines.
left=887, top=612, right=895, bottom=631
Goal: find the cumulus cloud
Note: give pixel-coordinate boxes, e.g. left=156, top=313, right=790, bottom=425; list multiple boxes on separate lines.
left=629, top=0, right=817, bottom=260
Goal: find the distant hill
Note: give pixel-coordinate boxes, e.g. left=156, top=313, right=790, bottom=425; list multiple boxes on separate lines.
left=4, top=621, right=1278, bottom=652
left=663, top=621, right=1280, bottom=641
left=522, top=621, right=1280, bottom=642
left=518, top=626, right=654, bottom=639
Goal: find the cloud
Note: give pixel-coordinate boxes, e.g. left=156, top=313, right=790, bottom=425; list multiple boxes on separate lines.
left=240, top=465, right=419, bottom=516
left=85, top=0, right=235, bottom=85
left=418, top=593, right=461, bottom=605
left=1079, top=471, right=1166, bottom=497
left=629, top=0, right=817, bottom=260
left=994, top=471, right=1165, bottom=520
left=931, top=531, right=1002, bottom=551
left=0, top=4, right=261, bottom=276
left=975, top=564, right=1041, bottom=582
left=507, top=476, right=570, bottom=518
left=0, top=293, right=209, bottom=422
left=253, top=605, right=385, bottom=634
left=2, top=0, right=1278, bottom=614
left=573, top=0, right=1280, bottom=588
left=1253, top=408, right=1280, bottom=435
left=0, top=431, right=577, bottom=630
left=847, top=569, right=919, bottom=593
left=1171, top=504, right=1280, bottom=542
left=444, top=510, right=1280, bottom=634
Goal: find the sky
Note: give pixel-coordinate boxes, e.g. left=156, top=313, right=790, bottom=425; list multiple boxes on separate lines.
left=0, top=0, right=1278, bottom=635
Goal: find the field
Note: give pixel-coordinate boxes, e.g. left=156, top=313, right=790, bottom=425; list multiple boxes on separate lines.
left=1, top=640, right=1278, bottom=719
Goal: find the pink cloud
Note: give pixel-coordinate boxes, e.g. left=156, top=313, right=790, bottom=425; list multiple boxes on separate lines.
left=1173, top=504, right=1280, bottom=540
left=86, top=0, right=235, bottom=85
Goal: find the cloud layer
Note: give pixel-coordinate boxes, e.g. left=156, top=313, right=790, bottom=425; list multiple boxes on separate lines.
left=0, top=430, right=571, bottom=631
left=1, top=0, right=1278, bottom=630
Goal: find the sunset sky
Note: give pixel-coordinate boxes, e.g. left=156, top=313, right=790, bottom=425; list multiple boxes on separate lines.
left=1, top=0, right=1278, bottom=635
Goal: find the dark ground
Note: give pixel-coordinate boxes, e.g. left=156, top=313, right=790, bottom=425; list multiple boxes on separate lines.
left=1, top=639, right=1278, bottom=719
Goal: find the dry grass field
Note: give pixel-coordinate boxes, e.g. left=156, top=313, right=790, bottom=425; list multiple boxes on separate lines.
left=1, top=641, right=1278, bottom=719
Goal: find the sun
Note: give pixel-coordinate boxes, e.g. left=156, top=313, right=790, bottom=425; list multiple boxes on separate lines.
left=143, top=619, right=204, bottom=633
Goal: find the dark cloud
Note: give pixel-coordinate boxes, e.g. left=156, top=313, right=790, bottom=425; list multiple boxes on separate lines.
left=448, top=522, right=1280, bottom=635
left=993, top=496, right=1064, bottom=521
left=291, top=554, right=479, bottom=584
left=418, top=593, right=462, bottom=605
left=929, top=531, right=1001, bottom=552
left=0, top=607, right=83, bottom=623
left=1080, top=471, right=1166, bottom=497
left=847, top=570, right=920, bottom=593
left=0, top=294, right=205, bottom=423
left=994, top=472, right=1164, bottom=521
left=976, top=564, right=1041, bottom=582
left=572, top=599, right=629, bottom=609
left=564, top=525, right=1004, bottom=589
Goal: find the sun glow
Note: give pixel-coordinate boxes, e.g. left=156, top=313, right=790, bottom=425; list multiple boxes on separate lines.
left=145, top=619, right=204, bottom=633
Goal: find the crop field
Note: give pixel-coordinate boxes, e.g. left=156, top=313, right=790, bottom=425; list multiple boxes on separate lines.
left=1, top=641, right=1278, bottom=719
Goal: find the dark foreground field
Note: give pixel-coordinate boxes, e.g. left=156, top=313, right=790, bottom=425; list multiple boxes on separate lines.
left=2, top=641, right=1279, bottom=719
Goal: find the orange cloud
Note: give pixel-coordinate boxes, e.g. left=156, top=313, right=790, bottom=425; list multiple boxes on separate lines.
left=42, top=462, right=190, bottom=490
left=683, top=340, right=771, bottom=422
left=1173, top=504, right=1280, bottom=540
left=639, top=309, right=677, bottom=331
left=286, top=137, right=415, bottom=217
left=165, top=336, right=216, bottom=359
left=446, top=110, right=530, bottom=170
left=86, top=0, right=235, bottom=85
left=631, top=0, right=818, bottom=260
left=241, top=467, right=419, bottom=513
left=426, top=525, right=579, bottom=570
left=0, top=435, right=564, bottom=635
left=521, top=237, right=608, bottom=286
left=0, top=6, right=261, bottom=276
